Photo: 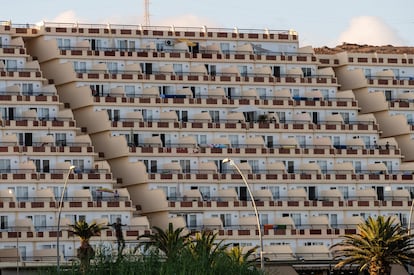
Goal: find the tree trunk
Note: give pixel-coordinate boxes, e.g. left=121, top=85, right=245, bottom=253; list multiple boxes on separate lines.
left=77, top=240, right=95, bottom=273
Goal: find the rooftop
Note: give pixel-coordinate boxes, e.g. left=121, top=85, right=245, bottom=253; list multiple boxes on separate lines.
left=314, top=43, right=414, bottom=55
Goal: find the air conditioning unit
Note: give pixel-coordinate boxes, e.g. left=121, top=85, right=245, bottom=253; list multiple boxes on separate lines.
left=165, top=39, right=174, bottom=46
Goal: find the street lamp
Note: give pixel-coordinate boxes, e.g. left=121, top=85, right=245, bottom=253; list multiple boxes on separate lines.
left=56, top=165, right=75, bottom=274
left=222, top=158, right=264, bottom=270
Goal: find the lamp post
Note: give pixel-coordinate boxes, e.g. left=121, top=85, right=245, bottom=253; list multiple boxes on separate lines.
left=56, top=165, right=75, bottom=274
left=409, top=199, right=414, bottom=234
left=222, top=158, right=264, bottom=270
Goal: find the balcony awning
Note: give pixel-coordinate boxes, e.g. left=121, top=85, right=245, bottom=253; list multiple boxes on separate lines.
left=312, top=137, right=333, bottom=147
left=142, top=87, right=160, bottom=97
left=182, top=189, right=202, bottom=201
left=336, top=90, right=356, bottom=100
left=342, top=216, right=364, bottom=228
left=231, top=105, right=260, bottom=113
left=217, top=188, right=238, bottom=201
left=264, top=245, right=295, bottom=260
left=197, top=162, right=217, bottom=173
left=287, top=188, right=307, bottom=200
left=266, top=162, right=286, bottom=173
left=320, top=189, right=343, bottom=200
left=178, top=136, right=197, bottom=148
left=226, top=112, right=245, bottom=122
left=131, top=216, right=150, bottom=229
left=193, top=112, right=212, bottom=122
left=245, top=137, right=265, bottom=148
left=274, top=217, right=296, bottom=229
left=273, top=88, right=291, bottom=99
left=252, top=189, right=273, bottom=201
left=333, top=162, right=354, bottom=174
left=355, top=189, right=377, bottom=200
left=295, top=245, right=331, bottom=260
left=125, top=111, right=143, bottom=121
left=241, top=89, right=259, bottom=99
left=207, top=88, right=225, bottom=98
left=203, top=217, right=223, bottom=229
left=35, top=189, right=56, bottom=202
left=308, top=216, right=330, bottom=229
left=367, top=162, right=388, bottom=173
left=159, top=111, right=178, bottom=121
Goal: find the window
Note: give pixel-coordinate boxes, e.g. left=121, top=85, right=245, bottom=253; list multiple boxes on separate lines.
left=339, top=112, right=350, bottom=123
left=338, top=186, right=349, bottom=199
left=332, top=136, right=341, bottom=148
left=74, top=61, right=87, bottom=73
left=248, top=160, right=259, bottom=173
left=125, top=85, right=136, bottom=97
left=142, top=109, right=153, bottom=121
left=57, top=38, right=71, bottom=49
left=238, top=65, right=247, bottom=77
left=209, top=110, right=220, bottom=122
left=220, top=213, right=232, bottom=227
left=268, top=186, right=280, bottom=199
left=220, top=43, right=230, bottom=54
left=87, top=39, right=102, bottom=50
left=0, top=216, right=8, bottom=229
left=290, top=213, right=301, bottom=226
left=173, top=64, right=183, bottom=75
left=21, top=83, right=34, bottom=95
left=256, top=88, right=266, bottom=99
left=317, top=160, right=327, bottom=174
left=72, top=160, right=84, bottom=172
left=5, top=59, right=17, bottom=71
left=228, top=135, right=239, bottom=147
left=55, top=133, right=67, bottom=146
left=48, top=186, right=66, bottom=200
left=106, top=109, right=120, bottom=121
left=8, top=186, right=28, bottom=201
left=128, top=41, right=136, bottom=51
left=118, top=40, right=127, bottom=51
left=34, top=215, right=46, bottom=231
left=301, top=67, right=312, bottom=77
left=0, top=159, right=11, bottom=173
left=180, top=160, right=191, bottom=173
left=107, top=62, right=118, bottom=74
left=188, top=214, right=197, bottom=228
left=199, top=186, right=211, bottom=200
left=38, top=108, right=50, bottom=120
left=276, top=111, right=286, bottom=123
left=260, top=213, right=269, bottom=225
left=33, top=159, right=50, bottom=172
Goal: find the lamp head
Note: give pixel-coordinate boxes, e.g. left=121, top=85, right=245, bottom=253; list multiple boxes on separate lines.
left=69, top=165, right=76, bottom=170
left=222, top=158, right=234, bottom=166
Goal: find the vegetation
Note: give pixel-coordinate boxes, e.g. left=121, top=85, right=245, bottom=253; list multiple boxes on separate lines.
left=331, top=215, right=414, bottom=275
left=38, top=223, right=262, bottom=274
left=138, top=223, right=262, bottom=275
left=68, top=220, right=106, bottom=273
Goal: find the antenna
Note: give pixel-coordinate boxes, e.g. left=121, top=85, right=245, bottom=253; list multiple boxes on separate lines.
left=144, top=0, right=150, bottom=26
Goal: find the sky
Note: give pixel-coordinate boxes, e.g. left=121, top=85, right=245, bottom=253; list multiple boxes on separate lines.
left=2, top=0, right=413, bottom=47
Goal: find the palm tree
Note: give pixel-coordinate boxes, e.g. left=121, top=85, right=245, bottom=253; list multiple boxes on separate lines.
left=227, top=245, right=258, bottom=269
left=188, top=230, right=230, bottom=267
left=69, top=220, right=106, bottom=272
left=331, top=215, right=414, bottom=275
left=138, top=222, right=190, bottom=260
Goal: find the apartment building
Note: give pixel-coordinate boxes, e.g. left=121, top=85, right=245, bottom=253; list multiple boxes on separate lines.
left=1, top=21, right=414, bottom=263
left=0, top=22, right=145, bottom=262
